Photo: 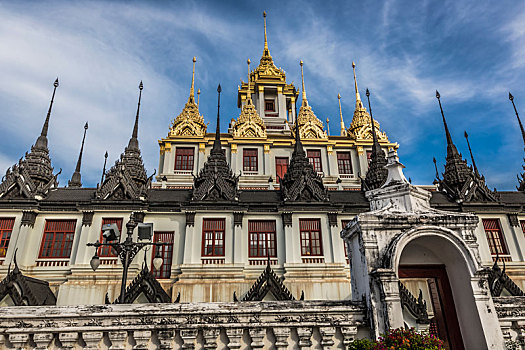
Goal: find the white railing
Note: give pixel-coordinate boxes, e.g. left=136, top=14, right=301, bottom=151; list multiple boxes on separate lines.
left=35, top=259, right=69, bottom=267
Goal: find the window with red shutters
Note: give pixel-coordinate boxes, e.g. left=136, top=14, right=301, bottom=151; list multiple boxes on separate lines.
left=0, top=218, right=15, bottom=258
left=341, top=220, right=350, bottom=257
left=307, top=150, right=322, bottom=172
left=300, top=219, right=323, bottom=256
left=151, top=232, right=174, bottom=279
left=265, top=100, right=275, bottom=112
left=243, top=149, right=258, bottom=172
left=98, top=218, right=123, bottom=257
left=175, top=147, right=194, bottom=171
left=337, top=152, right=352, bottom=175
left=275, top=157, right=289, bottom=183
left=39, top=220, right=77, bottom=258
left=202, top=219, right=225, bottom=257
left=482, top=219, right=509, bottom=256
left=249, top=220, right=276, bottom=258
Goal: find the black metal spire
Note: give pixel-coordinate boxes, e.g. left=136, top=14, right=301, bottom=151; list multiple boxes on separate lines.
left=509, top=92, right=525, bottom=151
left=433, top=157, right=440, bottom=181
left=293, top=109, right=305, bottom=157
left=436, top=90, right=454, bottom=147
left=35, top=78, right=59, bottom=149
left=127, top=81, right=143, bottom=151
left=68, top=122, right=88, bottom=187
left=212, top=84, right=222, bottom=154
left=464, top=131, right=479, bottom=176
left=100, top=151, right=108, bottom=186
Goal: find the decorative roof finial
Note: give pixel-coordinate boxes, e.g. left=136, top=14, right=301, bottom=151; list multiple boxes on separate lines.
left=352, top=62, right=363, bottom=109
left=247, top=58, right=252, bottom=104
left=436, top=90, right=454, bottom=146
left=263, top=11, right=268, bottom=52
left=197, top=88, right=201, bottom=107
left=189, top=57, right=196, bottom=103
left=338, top=93, right=346, bottom=136
left=509, top=92, right=525, bottom=151
left=35, top=78, right=59, bottom=149
left=100, top=151, right=108, bottom=186
left=212, top=84, right=222, bottom=153
left=433, top=157, right=440, bottom=181
left=68, top=122, right=88, bottom=187
left=326, top=118, right=330, bottom=136
left=128, top=81, right=143, bottom=150
left=464, top=131, right=479, bottom=176
left=300, top=60, right=308, bottom=107
left=367, top=89, right=379, bottom=149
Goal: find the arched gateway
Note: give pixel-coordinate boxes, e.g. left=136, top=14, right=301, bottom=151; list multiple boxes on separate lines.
left=341, top=149, right=504, bottom=350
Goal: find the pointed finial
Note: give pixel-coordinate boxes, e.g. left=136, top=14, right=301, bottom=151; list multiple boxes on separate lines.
left=197, top=88, right=201, bottom=107
left=509, top=92, right=525, bottom=150
left=435, top=90, right=453, bottom=146
left=300, top=60, right=308, bottom=107
left=212, top=84, right=222, bottom=153
left=35, top=78, right=60, bottom=149
left=433, top=157, right=440, bottom=181
left=69, top=121, right=89, bottom=187
left=246, top=58, right=252, bottom=104
left=128, top=81, right=143, bottom=150
left=294, top=109, right=305, bottom=155
left=189, top=57, right=197, bottom=103
left=366, top=88, right=379, bottom=147
left=263, top=11, right=268, bottom=51
left=100, top=151, right=108, bottom=185
left=326, top=118, right=330, bottom=136
left=464, top=130, right=479, bottom=176
left=352, top=62, right=362, bottom=108
left=338, top=93, right=346, bottom=136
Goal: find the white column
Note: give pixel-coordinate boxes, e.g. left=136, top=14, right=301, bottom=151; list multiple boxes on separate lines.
left=283, top=213, right=297, bottom=263
left=258, top=86, right=264, bottom=118
left=233, top=213, right=245, bottom=264
left=290, top=96, right=296, bottom=124
left=277, top=87, right=286, bottom=119
left=264, top=147, right=270, bottom=177
left=183, top=212, right=197, bottom=264
left=327, top=148, right=338, bottom=177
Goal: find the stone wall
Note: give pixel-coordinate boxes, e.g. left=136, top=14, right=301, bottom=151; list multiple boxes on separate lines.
left=494, top=296, right=525, bottom=347
left=0, top=300, right=367, bottom=349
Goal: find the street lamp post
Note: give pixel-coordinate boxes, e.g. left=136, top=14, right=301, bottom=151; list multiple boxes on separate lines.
left=87, top=213, right=168, bottom=304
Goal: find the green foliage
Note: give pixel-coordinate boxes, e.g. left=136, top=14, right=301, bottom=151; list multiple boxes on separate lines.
left=348, top=338, right=375, bottom=350
left=349, top=328, right=444, bottom=350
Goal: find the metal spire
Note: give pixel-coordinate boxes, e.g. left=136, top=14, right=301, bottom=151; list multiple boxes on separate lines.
left=197, top=89, right=201, bottom=107
left=464, top=131, right=479, bottom=176
left=326, top=118, right=330, bottom=136
left=366, top=88, right=379, bottom=149
left=263, top=11, right=269, bottom=53
left=212, top=84, right=222, bottom=153
left=352, top=62, right=363, bottom=109
left=509, top=92, right=525, bottom=151
left=247, top=58, right=252, bottom=104
left=189, top=57, right=196, bottom=103
left=435, top=90, right=454, bottom=146
left=300, top=60, right=308, bottom=107
left=294, top=109, right=305, bottom=156
left=338, top=93, right=346, bottom=136
left=433, top=157, right=440, bottom=181
left=128, top=81, right=143, bottom=150
left=100, top=151, right=108, bottom=186
left=35, top=78, right=59, bottom=149
left=68, top=122, right=88, bottom=187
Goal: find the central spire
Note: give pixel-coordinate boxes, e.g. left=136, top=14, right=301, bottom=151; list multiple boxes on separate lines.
left=300, top=60, right=308, bottom=107
left=212, top=84, right=222, bottom=154
left=128, top=81, right=143, bottom=151
left=352, top=62, right=363, bottom=109
left=263, top=11, right=270, bottom=57
left=69, top=122, right=89, bottom=187
left=35, top=78, right=59, bottom=149
left=189, top=57, right=196, bottom=104
left=436, top=90, right=454, bottom=147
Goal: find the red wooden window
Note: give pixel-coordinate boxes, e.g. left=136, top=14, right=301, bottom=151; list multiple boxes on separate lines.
left=482, top=219, right=509, bottom=256
left=175, top=147, right=194, bottom=171
left=243, top=149, right=258, bottom=172
left=265, top=100, right=275, bottom=112
left=341, top=220, right=350, bottom=257
left=0, top=218, right=15, bottom=258
left=202, top=219, right=225, bottom=257
left=151, top=232, right=174, bottom=279
left=337, top=152, right=352, bottom=174
left=520, top=220, right=525, bottom=235
left=249, top=220, right=276, bottom=258
left=98, top=218, right=123, bottom=257
left=307, top=150, right=323, bottom=172
left=275, top=157, right=289, bottom=183
left=39, top=220, right=77, bottom=258
left=300, top=219, right=323, bottom=256
left=366, top=150, right=372, bottom=165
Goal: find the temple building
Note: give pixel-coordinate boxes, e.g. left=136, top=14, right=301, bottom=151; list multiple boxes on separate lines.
left=0, top=12, right=525, bottom=350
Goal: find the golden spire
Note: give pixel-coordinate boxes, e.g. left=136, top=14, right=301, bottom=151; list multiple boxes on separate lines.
left=338, top=93, right=346, bottom=136
left=352, top=61, right=363, bottom=108
left=326, top=117, right=330, bottom=136
left=247, top=58, right=252, bottom=103
left=197, top=88, right=201, bottom=107
left=300, top=60, right=308, bottom=107
left=189, top=56, right=196, bottom=103
left=263, top=11, right=268, bottom=52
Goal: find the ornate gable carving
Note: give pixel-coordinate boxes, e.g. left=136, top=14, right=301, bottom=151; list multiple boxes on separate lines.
left=170, top=100, right=207, bottom=137
left=294, top=105, right=327, bottom=140
left=241, top=262, right=295, bottom=301
left=109, top=264, right=171, bottom=304
left=488, top=260, right=525, bottom=297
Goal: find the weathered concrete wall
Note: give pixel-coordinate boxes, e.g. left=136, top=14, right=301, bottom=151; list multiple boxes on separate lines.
left=0, top=300, right=367, bottom=349
left=494, top=296, right=525, bottom=347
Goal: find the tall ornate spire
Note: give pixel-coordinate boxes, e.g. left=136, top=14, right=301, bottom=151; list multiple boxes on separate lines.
left=338, top=94, right=346, bottom=136
left=128, top=81, right=143, bottom=151
left=197, top=88, right=201, bottom=107
left=35, top=78, right=59, bottom=149
left=434, top=91, right=496, bottom=202
left=192, top=84, right=239, bottom=201
left=509, top=92, right=525, bottom=151
left=464, top=131, right=479, bottom=176
left=68, top=122, right=88, bottom=187
left=362, top=89, right=388, bottom=191
left=263, top=11, right=269, bottom=55
left=352, top=62, right=363, bottom=109
left=300, top=60, right=308, bottom=107
left=170, top=57, right=207, bottom=137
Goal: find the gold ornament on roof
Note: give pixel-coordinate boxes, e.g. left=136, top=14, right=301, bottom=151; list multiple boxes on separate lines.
left=347, top=61, right=388, bottom=141
left=293, top=60, right=327, bottom=140
left=232, top=59, right=266, bottom=138
left=170, top=57, right=207, bottom=137
left=252, top=11, right=286, bottom=81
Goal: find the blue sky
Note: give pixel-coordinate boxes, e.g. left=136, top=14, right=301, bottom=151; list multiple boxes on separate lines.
left=0, top=0, right=524, bottom=190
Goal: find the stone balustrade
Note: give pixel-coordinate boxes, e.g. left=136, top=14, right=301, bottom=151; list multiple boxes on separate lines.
left=0, top=300, right=367, bottom=349
left=494, top=296, right=525, bottom=347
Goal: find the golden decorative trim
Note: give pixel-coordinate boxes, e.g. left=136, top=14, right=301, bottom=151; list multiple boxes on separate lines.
left=231, top=144, right=237, bottom=154
left=264, top=144, right=270, bottom=154
left=199, top=143, right=206, bottom=153
left=357, top=146, right=364, bottom=155
left=327, top=145, right=333, bottom=155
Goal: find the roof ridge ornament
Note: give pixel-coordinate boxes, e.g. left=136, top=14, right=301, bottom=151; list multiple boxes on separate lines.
left=508, top=93, right=525, bottom=191
left=68, top=122, right=89, bottom=187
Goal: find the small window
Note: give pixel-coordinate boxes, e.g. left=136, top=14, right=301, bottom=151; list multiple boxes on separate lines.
left=275, top=157, right=289, bottom=183
left=175, top=147, right=194, bottom=171
left=300, top=219, right=323, bottom=256
left=307, top=150, right=323, bottom=173
left=243, top=149, right=258, bottom=172
left=249, top=221, right=276, bottom=258
left=366, top=150, right=372, bottom=165
left=202, top=219, right=225, bottom=257
left=265, top=100, right=275, bottom=112
left=337, top=152, right=352, bottom=175
left=39, top=220, right=77, bottom=258
left=151, top=232, right=174, bottom=279
left=98, top=218, right=123, bottom=257
left=482, top=219, right=509, bottom=257
left=0, top=218, right=15, bottom=258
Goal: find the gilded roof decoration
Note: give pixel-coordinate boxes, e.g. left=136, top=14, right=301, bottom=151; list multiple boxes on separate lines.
left=252, top=12, right=286, bottom=82
left=169, top=57, right=207, bottom=137
left=232, top=59, right=267, bottom=139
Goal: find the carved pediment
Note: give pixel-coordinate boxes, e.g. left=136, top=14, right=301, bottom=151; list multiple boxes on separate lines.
left=109, top=264, right=171, bottom=304
left=241, top=263, right=295, bottom=301
left=170, top=101, right=207, bottom=137
left=294, top=105, right=327, bottom=140
left=231, top=102, right=266, bottom=139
